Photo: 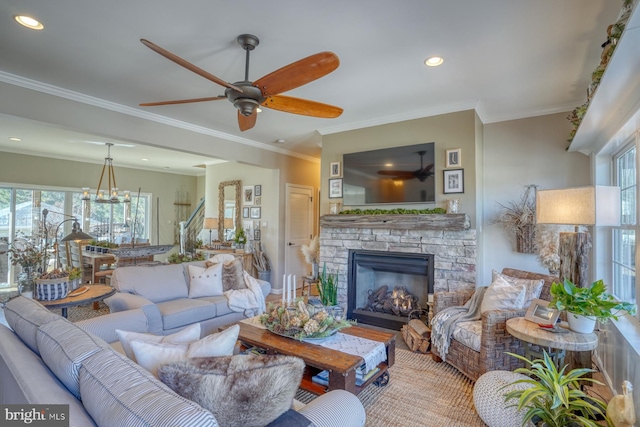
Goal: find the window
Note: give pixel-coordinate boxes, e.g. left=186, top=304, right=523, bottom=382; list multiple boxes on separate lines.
left=613, top=143, right=637, bottom=304
left=0, top=184, right=151, bottom=287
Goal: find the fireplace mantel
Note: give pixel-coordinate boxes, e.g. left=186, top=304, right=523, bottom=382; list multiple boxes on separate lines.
left=320, top=214, right=470, bottom=231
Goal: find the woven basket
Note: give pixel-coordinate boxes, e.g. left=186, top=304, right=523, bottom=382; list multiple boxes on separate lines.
left=34, top=277, right=70, bottom=301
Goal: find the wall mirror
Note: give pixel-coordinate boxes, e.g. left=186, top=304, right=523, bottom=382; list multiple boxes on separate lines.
left=218, top=180, right=241, bottom=240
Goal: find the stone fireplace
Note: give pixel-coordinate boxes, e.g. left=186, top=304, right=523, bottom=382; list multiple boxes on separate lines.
left=319, top=214, right=476, bottom=329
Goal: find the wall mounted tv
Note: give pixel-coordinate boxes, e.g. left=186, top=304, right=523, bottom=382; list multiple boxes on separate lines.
left=342, top=142, right=435, bottom=205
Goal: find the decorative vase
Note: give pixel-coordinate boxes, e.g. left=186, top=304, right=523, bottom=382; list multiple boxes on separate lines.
left=257, top=270, right=271, bottom=283
left=17, top=267, right=36, bottom=294
left=446, top=199, right=460, bottom=214
left=567, top=312, right=596, bottom=334
left=311, top=263, right=319, bottom=279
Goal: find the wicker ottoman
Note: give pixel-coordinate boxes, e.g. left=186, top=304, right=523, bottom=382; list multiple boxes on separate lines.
left=473, top=370, right=532, bottom=427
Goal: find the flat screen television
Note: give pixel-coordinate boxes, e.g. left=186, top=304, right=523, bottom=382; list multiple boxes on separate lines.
left=342, top=142, right=435, bottom=205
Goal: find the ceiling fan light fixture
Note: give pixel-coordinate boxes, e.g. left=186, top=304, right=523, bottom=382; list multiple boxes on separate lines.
left=425, top=56, right=444, bottom=67
left=14, top=15, right=44, bottom=30
left=234, top=98, right=259, bottom=116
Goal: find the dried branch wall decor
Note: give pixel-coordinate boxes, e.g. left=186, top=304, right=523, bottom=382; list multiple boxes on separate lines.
left=493, top=185, right=538, bottom=254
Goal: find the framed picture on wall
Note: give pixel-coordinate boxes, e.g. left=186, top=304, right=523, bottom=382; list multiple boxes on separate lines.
left=243, top=186, right=254, bottom=205
left=329, top=178, right=343, bottom=198
left=443, top=169, right=464, bottom=194
left=250, top=207, right=261, bottom=219
left=445, top=148, right=461, bottom=168
left=255, top=185, right=262, bottom=196
left=255, top=196, right=261, bottom=205
left=242, top=207, right=250, bottom=218
left=254, top=229, right=261, bottom=240
left=330, top=162, right=341, bottom=177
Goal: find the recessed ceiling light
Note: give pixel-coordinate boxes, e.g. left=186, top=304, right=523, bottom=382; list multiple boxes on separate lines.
left=385, top=163, right=394, bottom=167
left=14, top=15, right=44, bottom=30
left=425, top=56, right=444, bottom=67
left=141, top=158, right=149, bottom=161
left=9, top=137, right=22, bottom=142
left=275, top=139, right=286, bottom=144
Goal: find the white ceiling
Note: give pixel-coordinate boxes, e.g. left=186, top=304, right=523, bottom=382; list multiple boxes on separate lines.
left=0, top=0, right=622, bottom=174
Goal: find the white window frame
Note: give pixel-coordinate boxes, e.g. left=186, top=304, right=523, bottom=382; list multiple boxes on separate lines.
left=612, top=134, right=639, bottom=316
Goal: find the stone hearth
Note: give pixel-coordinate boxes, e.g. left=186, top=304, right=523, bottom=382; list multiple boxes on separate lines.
left=319, top=214, right=477, bottom=309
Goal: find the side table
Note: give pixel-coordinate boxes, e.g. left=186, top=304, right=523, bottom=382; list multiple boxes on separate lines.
left=506, top=317, right=598, bottom=369
left=38, top=284, right=116, bottom=318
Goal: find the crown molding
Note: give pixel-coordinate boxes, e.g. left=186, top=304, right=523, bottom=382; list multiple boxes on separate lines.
left=0, top=71, right=319, bottom=163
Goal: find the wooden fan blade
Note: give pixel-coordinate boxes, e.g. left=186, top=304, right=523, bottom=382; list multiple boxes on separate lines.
left=238, top=110, right=257, bottom=131
left=140, top=39, right=242, bottom=93
left=262, top=95, right=342, bottom=118
left=140, top=96, right=226, bottom=107
left=254, top=52, right=339, bottom=97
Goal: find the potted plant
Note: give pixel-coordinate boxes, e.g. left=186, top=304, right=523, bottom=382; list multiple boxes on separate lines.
left=503, top=351, right=612, bottom=427
left=550, top=279, right=636, bottom=333
left=234, top=227, right=247, bottom=251
left=316, top=263, right=338, bottom=307
left=301, top=235, right=319, bottom=279
left=492, top=184, right=537, bottom=254
left=5, top=235, right=46, bottom=292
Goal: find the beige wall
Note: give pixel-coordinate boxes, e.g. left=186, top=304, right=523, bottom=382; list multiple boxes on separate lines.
left=0, top=151, right=200, bottom=246
left=321, top=110, right=478, bottom=226
left=205, top=157, right=320, bottom=294
left=481, top=112, right=590, bottom=285
left=321, top=110, right=590, bottom=286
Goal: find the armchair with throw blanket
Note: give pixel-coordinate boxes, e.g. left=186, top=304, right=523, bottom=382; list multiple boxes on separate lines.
left=431, top=268, right=557, bottom=381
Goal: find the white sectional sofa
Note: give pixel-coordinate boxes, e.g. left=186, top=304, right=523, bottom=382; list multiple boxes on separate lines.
left=105, top=257, right=270, bottom=337
left=0, top=296, right=367, bottom=427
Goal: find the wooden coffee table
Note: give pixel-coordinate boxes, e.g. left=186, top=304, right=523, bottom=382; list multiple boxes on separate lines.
left=236, top=321, right=395, bottom=395
left=38, top=284, right=115, bottom=318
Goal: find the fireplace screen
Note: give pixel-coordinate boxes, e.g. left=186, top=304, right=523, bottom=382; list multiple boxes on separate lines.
left=348, top=250, right=434, bottom=330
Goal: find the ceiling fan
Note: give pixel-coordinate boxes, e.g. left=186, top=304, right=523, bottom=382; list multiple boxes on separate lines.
left=377, top=151, right=434, bottom=182
left=139, top=34, right=343, bottom=131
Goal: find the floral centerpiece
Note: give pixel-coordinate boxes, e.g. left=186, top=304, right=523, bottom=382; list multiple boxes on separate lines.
left=4, top=236, right=47, bottom=292
left=260, top=300, right=352, bottom=341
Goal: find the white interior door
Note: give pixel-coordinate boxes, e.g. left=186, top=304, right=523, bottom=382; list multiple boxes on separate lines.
left=285, top=184, right=315, bottom=292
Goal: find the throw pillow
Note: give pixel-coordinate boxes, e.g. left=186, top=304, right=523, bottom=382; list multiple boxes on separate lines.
left=116, top=323, right=201, bottom=362
left=130, top=324, right=240, bottom=376
left=158, top=354, right=305, bottom=427
left=188, top=263, right=224, bottom=298
left=480, top=275, right=526, bottom=314
left=492, top=270, right=544, bottom=307
left=221, top=258, right=246, bottom=291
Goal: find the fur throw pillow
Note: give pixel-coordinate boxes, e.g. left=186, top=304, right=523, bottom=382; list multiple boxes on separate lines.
left=158, top=354, right=305, bottom=427
left=221, top=258, right=246, bottom=291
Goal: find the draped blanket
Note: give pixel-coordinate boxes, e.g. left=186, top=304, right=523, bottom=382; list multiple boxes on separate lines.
left=431, top=287, right=486, bottom=361
left=225, top=271, right=266, bottom=317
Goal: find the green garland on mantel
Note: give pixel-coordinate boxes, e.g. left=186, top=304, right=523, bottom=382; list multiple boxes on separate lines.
left=567, top=0, right=635, bottom=143
left=339, top=208, right=447, bottom=215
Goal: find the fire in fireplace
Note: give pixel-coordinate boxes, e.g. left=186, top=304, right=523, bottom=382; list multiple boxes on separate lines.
left=362, top=285, right=419, bottom=317
left=347, top=250, right=434, bottom=330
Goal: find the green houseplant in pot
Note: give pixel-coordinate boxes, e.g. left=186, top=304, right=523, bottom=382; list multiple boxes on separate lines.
left=316, top=263, right=338, bottom=307
left=550, top=279, right=636, bottom=333
left=503, top=351, right=612, bottom=427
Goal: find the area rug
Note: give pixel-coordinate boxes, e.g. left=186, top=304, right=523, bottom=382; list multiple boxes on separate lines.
left=67, top=301, right=110, bottom=322
left=297, top=349, right=486, bottom=427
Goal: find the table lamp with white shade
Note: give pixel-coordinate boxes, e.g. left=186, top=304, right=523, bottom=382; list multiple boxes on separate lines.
left=203, top=218, right=218, bottom=245
left=536, top=186, right=620, bottom=288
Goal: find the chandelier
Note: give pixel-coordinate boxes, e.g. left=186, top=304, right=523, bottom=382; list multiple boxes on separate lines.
left=82, top=143, right=130, bottom=204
